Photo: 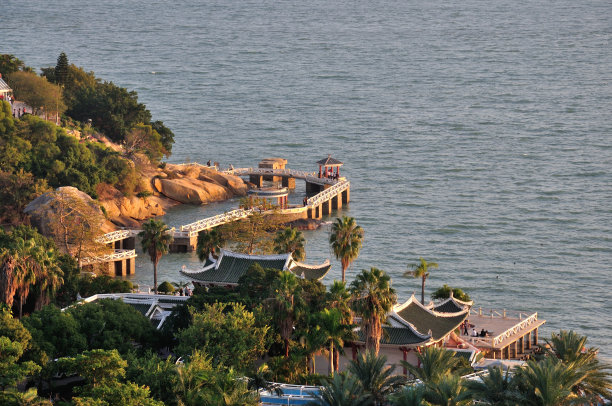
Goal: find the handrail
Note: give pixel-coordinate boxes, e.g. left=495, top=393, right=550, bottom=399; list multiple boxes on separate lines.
left=95, top=229, right=140, bottom=244
left=226, top=167, right=338, bottom=186
left=307, top=180, right=350, bottom=207
left=80, top=249, right=137, bottom=265
left=492, top=313, right=538, bottom=347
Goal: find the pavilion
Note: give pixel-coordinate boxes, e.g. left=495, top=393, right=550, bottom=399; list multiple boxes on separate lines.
left=317, top=155, right=343, bottom=179
left=179, top=249, right=331, bottom=287
left=0, top=75, right=13, bottom=102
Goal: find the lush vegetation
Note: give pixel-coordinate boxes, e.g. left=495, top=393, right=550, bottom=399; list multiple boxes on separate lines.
left=0, top=53, right=175, bottom=224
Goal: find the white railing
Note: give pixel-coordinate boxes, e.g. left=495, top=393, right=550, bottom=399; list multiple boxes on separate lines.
left=178, top=208, right=256, bottom=235
left=225, top=167, right=339, bottom=186
left=492, top=313, right=538, bottom=347
left=80, top=249, right=137, bottom=265
left=307, top=180, right=350, bottom=207
left=95, top=229, right=140, bottom=244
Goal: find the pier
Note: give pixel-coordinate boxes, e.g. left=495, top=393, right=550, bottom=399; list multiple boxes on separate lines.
left=81, top=158, right=350, bottom=270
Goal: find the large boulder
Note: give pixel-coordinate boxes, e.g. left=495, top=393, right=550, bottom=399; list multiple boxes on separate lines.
left=24, top=186, right=116, bottom=239
left=153, top=177, right=232, bottom=204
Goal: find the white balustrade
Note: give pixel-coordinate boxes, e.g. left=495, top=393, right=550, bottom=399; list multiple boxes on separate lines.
left=80, top=249, right=137, bottom=265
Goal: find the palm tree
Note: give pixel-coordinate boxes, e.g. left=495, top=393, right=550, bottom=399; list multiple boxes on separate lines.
left=463, top=366, right=521, bottom=405
left=402, top=346, right=468, bottom=384
left=404, top=257, right=438, bottom=305
left=329, top=216, right=364, bottom=282
left=273, top=227, right=306, bottom=261
left=269, top=271, right=303, bottom=358
left=423, top=374, right=471, bottom=406
left=139, top=219, right=173, bottom=294
left=32, top=247, right=63, bottom=310
left=316, top=308, right=352, bottom=376
left=350, top=268, right=396, bottom=355
left=13, top=238, right=40, bottom=318
left=308, top=373, right=371, bottom=406
left=348, top=350, right=406, bottom=405
left=514, top=357, right=585, bottom=406
left=298, top=316, right=329, bottom=374
left=196, top=228, right=224, bottom=262
left=326, top=281, right=352, bottom=324
left=545, top=330, right=612, bottom=401
left=0, top=248, right=19, bottom=309
left=389, top=385, right=427, bottom=406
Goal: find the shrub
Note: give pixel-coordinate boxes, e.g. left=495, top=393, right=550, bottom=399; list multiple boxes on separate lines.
left=157, top=281, right=175, bottom=294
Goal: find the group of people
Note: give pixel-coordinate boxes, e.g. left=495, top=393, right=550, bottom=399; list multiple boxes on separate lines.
left=461, top=319, right=490, bottom=337
left=13, top=107, right=28, bottom=118
left=318, top=171, right=341, bottom=180
left=176, top=286, right=192, bottom=296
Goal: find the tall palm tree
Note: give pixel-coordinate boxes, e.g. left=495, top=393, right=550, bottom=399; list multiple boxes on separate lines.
left=269, top=271, right=303, bottom=358
left=298, top=315, right=329, bottom=374
left=423, top=374, right=471, bottom=406
left=139, top=219, right=173, bottom=294
left=308, top=373, right=371, bottom=406
left=514, top=357, right=585, bottom=406
left=350, top=268, right=396, bottom=355
left=326, top=281, right=352, bottom=324
left=316, top=308, right=352, bottom=376
left=273, top=227, right=306, bottom=261
left=404, top=257, right=438, bottom=305
left=348, top=350, right=407, bottom=405
left=0, top=248, right=19, bottom=309
left=463, top=366, right=521, bottom=405
left=32, top=248, right=63, bottom=310
left=196, top=228, right=224, bottom=262
left=329, top=216, right=364, bottom=282
left=402, top=346, right=469, bottom=384
left=545, top=330, right=612, bottom=401
left=13, top=238, right=40, bottom=318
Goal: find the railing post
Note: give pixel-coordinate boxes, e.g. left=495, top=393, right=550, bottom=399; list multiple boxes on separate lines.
left=503, top=309, right=506, bottom=318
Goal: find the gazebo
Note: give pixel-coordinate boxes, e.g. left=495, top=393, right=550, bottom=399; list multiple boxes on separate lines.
left=317, top=155, right=343, bottom=179
left=0, top=74, right=13, bottom=102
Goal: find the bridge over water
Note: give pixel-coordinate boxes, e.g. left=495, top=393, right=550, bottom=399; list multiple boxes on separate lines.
left=82, top=166, right=350, bottom=275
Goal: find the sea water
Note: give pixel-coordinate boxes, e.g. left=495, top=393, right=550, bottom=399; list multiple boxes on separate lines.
left=3, top=0, right=611, bottom=358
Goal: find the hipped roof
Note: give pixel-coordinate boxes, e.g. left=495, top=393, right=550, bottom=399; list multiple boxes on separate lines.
left=316, top=155, right=343, bottom=166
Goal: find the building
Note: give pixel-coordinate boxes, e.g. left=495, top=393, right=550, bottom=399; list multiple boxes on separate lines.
left=0, top=74, right=13, bottom=101
left=179, top=249, right=332, bottom=287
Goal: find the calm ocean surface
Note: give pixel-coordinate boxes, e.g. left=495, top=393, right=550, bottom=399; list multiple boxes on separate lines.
left=4, top=0, right=611, bottom=358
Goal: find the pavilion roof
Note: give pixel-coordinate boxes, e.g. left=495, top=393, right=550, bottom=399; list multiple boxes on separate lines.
left=180, top=249, right=331, bottom=285
left=316, top=155, right=343, bottom=166
left=392, top=295, right=469, bottom=342
left=0, top=78, right=11, bottom=93
left=431, top=296, right=473, bottom=313
left=357, top=326, right=432, bottom=346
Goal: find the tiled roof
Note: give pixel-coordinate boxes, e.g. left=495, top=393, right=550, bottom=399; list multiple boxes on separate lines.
left=394, top=296, right=468, bottom=342
left=432, top=296, right=473, bottom=313
left=180, top=250, right=290, bottom=285
left=290, top=260, right=331, bottom=281
left=316, top=156, right=343, bottom=166
left=0, top=78, right=11, bottom=93
left=129, top=302, right=153, bottom=316
left=356, top=326, right=430, bottom=346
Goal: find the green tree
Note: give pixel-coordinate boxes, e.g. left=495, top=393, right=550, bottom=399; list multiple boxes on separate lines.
left=463, top=366, right=520, bottom=406
left=0, top=387, right=51, bottom=406
left=0, top=170, right=50, bottom=225
left=514, top=357, right=585, bottom=406
left=404, top=257, right=438, bottom=305
left=402, top=346, right=469, bottom=385
left=350, top=268, right=396, bottom=355
left=315, top=308, right=352, bottom=376
left=544, top=330, right=612, bottom=401
left=326, top=280, right=352, bottom=324
left=309, top=373, right=371, bottom=406
left=431, top=284, right=471, bottom=303
left=329, top=216, right=364, bottom=283
left=125, top=351, right=179, bottom=406
left=7, top=71, right=65, bottom=118
left=22, top=305, right=86, bottom=362
left=348, top=350, right=406, bottom=405
left=273, top=227, right=306, bottom=261
left=54, top=53, right=69, bottom=86
left=0, top=100, right=15, bottom=137
left=57, top=348, right=126, bottom=388
left=123, top=123, right=164, bottom=163
left=0, top=54, right=31, bottom=76
left=175, top=302, right=269, bottom=371
left=423, top=374, right=471, bottom=406
left=74, top=381, right=164, bottom=406
left=196, top=229, right=225, bottom=262
left=389, top=385, right=427, bottom=406
left=157, top=281, right=175, bottom=294
left=139, top=219, right=173, bottom=294
left=269, top=271, right=304, bottom=358
left=67, top=299, right=156, bottom=353
left=0, top=336, right=40, bottom=390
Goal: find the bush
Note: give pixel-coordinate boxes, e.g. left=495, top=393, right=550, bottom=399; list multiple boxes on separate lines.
left=157, top=281, right=175, bottom=295
left=431, top=284, right=471, bottom=302
left=136, top=190, right=152, bottom=199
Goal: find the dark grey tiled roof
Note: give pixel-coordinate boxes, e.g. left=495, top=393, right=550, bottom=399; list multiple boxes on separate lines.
left=356, top=326, right=430, bottom=346
left=316, top=156, right=343, bottom=166
left=290, top=262, right=331, bottom=281
left=395, top=297, right=468, bottom=342
left=434, top=300, right=465, bottom=313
